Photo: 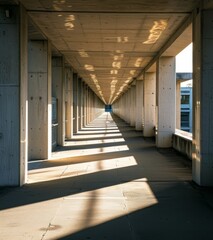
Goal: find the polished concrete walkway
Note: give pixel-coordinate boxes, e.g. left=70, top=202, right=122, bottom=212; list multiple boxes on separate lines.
left=0, top=113, right=213, bottom=240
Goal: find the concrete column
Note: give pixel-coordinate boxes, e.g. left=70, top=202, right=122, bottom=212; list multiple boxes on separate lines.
left=78, top=77, right=82, bottom=131
left=52, top=56, right=65, bottom=146
left=130, top=86, right=136, bottom=127
left=0, top=5, right=28, bottom=186
left=156, top=57, right=176, bottom=147
left=91, top=91, right=94, bottom=121
left=28, top=40, right=52, bottom=160
left=85, top=85, right=89, bottom=126
left=83, top=84, right=87, bottom=127
left=135, top=80, right=144, bottom=131
left=88, top=90, right=90, bottom=123
left=87, top=88, right=90, bottom=124
left=126, top=89, right=131, bottom=123
left=91, top=92, right=94, bottom=121
left=73, top=73, right=78, bottom=134
left=125, top=92, right=128, bottom=120
left=125, top=92, right=128, bottom=122
left=65, top=67, right=73, bottom=139
left=81, top=82, right=85, bottom=128
left=192, top=8, right=213, bottom=186
left=176, top=80, right=181, bottom=129
left=144, top=72, right=156, bottom=137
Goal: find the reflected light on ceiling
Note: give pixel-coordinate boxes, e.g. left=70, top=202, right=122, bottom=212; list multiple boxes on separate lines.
left=110, top=70, right=118, bottom=75
left=135, top=58, right=143, bottom=67
left=117, top=37, right=129, bottom=43
left=79, top=49, right=89, bottom=57
left=130, top=70, right=136, bottom=75
left=113, top=54, right=124, bottom=61
left=112, top=61, right=121, bottom=69
left=85, top=64, right=95, bottom=71
left=143, top=20, right=167, bottom=44
left=64, top=14, right=75, bottom=30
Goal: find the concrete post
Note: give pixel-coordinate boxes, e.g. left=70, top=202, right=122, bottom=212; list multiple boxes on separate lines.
left=135, top=80, right=144, bottom=131
left=126, top=89, right=131, bottom=124
left=81, top=82, right=85, bottom=128
left=73, top=73, right=78, bottom=134
left=156, top=57, right=176, bottom=147
left=65, top=67, right=73, bottom=139
left=0, top=5, right=28, bottom=186
left=28, top=40, right=52, bottom=160
left=192, top=8, right=213, bottom=186
left=176, top=80, right=181, bottom=129
left=85, top=85, right=89, bottom=126
left=83, top=84, right=87, bottom=127
left=144, top=72, right=156, bottom=137
left=87, top=88, right=91, bottom=124
left=130, top=86, right=135, bottom=126
left=52, top=57, right=65, bottom=146
left=78, top=77, right=82, bottom=131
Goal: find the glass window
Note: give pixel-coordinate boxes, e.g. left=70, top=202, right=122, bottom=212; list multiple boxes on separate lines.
left=181, top=112, right=189, bottom=128
left=181, top=95, right=190, bottom=104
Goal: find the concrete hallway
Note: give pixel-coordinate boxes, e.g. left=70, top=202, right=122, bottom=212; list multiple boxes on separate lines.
left=0, top=113, right=213, bottom=240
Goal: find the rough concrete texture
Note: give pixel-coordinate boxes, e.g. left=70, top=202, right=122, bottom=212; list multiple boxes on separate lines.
left=0, top=113, right=213, bottom=240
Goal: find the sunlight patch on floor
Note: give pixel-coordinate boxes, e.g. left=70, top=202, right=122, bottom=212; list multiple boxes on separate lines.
left=51, top=144, right=129, bottom=159
left=71, top=133, right=122, bottom=139
left=43, top=181, right=158, bottom=239
left=28, top=156, right=137, bottom=183
left=77, top=129, right=120, bottom=134
left=65, top=137, right=125, bottom=146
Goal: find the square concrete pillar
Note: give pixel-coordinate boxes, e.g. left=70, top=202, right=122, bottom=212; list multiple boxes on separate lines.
left=78, top=78, right=82, bottom=131
left=0, top=5, right=28, bottom=186
left=130, top=85, right=136, bottom=127
left=52, top=56, right=65, bottom=146
left=73, top=73, right=78, bottom=133
left=83, top=84, right=87, bottom=127
left=87, top=89, right=91, bottom=124
left=65, top=67, right=73, bottom=139
left=156, top=57, right=176, bottom=147
left=135, top=80, right=144, bottom=131
left=28, top=40, right=52, bottom=160
left=144, top=72, right=156, bottom=137
left=176, top=80, right=181, bottom=129
left=85, top=85, right=89, bottom=126
left=126, top=89, right=131, bottom=124
left=125, top=92, right=129, bottom=122
left=81, top=82, right=85, bottom=128
left=192, top=8, right=213, bottom=186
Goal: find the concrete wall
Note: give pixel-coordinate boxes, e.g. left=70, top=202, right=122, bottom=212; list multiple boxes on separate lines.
left=173, top=130, right=192, bottom=160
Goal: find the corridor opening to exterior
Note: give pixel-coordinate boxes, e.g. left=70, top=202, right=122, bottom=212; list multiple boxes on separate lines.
left=2, top=113, right=213, bottom=240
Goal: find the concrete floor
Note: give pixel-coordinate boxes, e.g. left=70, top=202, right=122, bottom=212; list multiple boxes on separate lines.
left=0, top=113, right=213, bottom=240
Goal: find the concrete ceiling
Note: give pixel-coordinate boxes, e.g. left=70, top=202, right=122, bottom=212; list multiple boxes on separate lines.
left=18, top=0, right=198, bottom=104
